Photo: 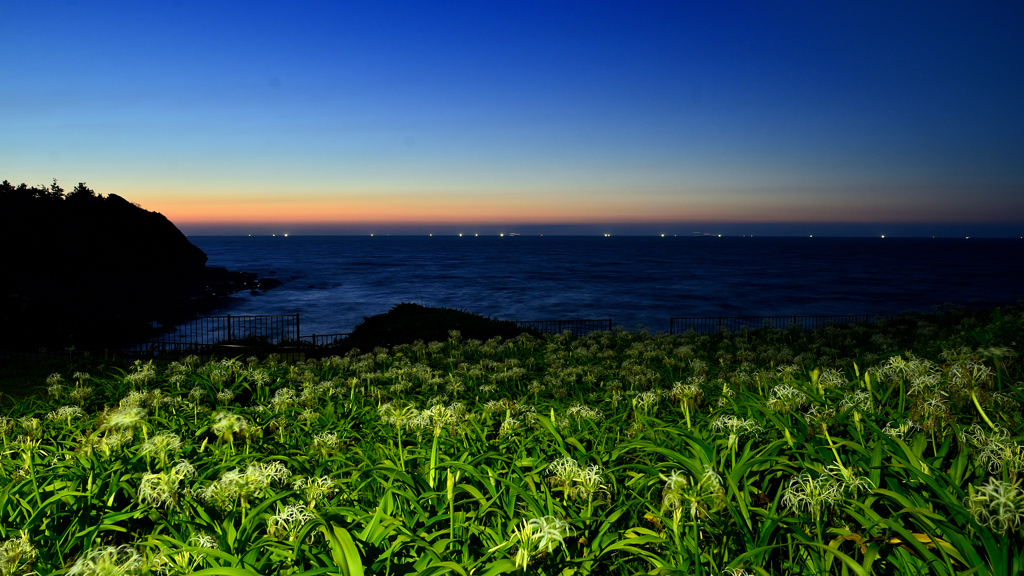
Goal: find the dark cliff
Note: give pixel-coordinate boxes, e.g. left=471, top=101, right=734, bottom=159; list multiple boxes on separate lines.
left=1, top=180, right=261, bottom=349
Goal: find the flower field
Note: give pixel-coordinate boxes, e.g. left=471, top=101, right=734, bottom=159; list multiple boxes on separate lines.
left=2, top=307, right=1022, bottom=575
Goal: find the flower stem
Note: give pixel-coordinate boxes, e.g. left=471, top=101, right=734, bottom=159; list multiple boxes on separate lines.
left=972, top=390, right=998, bottom=433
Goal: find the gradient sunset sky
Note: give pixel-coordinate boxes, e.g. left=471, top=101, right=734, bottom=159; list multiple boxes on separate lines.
left=3, top=1, right=1022, bottom=236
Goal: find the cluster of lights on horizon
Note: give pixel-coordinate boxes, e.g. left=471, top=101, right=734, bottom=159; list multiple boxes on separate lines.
left=226, top=233, right=1023, bottom=239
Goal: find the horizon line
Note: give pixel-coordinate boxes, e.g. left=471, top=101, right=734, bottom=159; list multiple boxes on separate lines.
left=184, top=232, right=1024, bottom=239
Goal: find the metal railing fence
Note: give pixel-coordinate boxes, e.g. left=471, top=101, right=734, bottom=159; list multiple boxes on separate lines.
left=669, top=314, right=889, bottom=335
left=124, top=314, right=300, bottom=355
left=516, top=318, right=613, bottom=336
left=110, top=312, right=896, bottom=357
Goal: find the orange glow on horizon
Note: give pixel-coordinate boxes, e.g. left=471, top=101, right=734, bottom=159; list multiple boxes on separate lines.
left=133, top=184, right=1023, bottom=228
left=157, top=200, right=1013, bottom=227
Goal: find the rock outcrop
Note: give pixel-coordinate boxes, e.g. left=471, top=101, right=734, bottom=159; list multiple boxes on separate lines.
left=1, top=180, right=263, bottom=349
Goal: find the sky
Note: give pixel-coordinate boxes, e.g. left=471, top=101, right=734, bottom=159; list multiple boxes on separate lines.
left=2, top=1, right=1023, bottom=236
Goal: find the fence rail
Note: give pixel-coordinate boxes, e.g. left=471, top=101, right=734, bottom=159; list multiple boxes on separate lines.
left=516, top=318, right=613, bottom=336
left=669, top=314, right=889, bottom=335
left=124, top=314, right=300, bottom=355
left=298, top=333, right=350, bottom=347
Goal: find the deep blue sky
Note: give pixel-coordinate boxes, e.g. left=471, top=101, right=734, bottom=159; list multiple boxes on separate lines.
left=3, top=1, right=1022, bottom=236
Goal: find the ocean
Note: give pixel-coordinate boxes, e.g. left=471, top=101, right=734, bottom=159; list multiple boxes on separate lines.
left=188, top=236, right=1024, bottom=337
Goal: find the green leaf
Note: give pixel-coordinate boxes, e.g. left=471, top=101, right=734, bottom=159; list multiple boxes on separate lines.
left=536, top=414, right=567, bottom=454
left=321, top=524, right=364, bottom=576
left=477, top=559, right=519, bottom=576
left=189, top=568, right=264, bottom=576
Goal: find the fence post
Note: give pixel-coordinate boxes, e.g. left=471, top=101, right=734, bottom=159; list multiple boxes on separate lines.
left=295, top=313, right=301, bottom=341
left=226, top=315, right=232, bottom=344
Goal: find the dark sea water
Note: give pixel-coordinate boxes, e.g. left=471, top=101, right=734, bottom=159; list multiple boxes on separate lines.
left=188, top=236, right=1024, bottom=337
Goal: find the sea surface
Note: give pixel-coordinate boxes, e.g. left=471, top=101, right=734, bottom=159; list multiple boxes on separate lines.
left=188, top=236, right=1024, bottom=337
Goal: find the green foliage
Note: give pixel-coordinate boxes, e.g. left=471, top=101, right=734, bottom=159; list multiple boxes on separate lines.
left=1, top=305, right=1022, bottom=575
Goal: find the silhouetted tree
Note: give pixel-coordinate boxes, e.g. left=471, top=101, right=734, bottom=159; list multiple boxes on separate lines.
left=48, top=179, right=65, bottom=201
left=67, top=182, right=97, bottom=203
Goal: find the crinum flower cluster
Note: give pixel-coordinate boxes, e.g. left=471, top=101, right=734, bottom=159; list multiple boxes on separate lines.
left=270, top=388, right=297, bottom=412
left=965, top=478, right=1024, bottom=536
left=215, top=389, right=235, bottom=404
left=498, top=416, right=521, bottom=438
left=711, top=415, right=764, bottom=452
left=194, top=461, right=290, bottom=510
left=67, top=545, right=146, bottom=576
left=839, top=390, right=872, bottom=414
left=138, top=460, right=197, bottom=509
left=959, top=424, right=1024, bottom=477
left=816, top=368, right=848, bottom=390
left=46, top=405, right=85, bottom=426
left=782, top=464, right=873, bottom=522
left=293, top=476, right=338, bottom=509
left=414, top=402, right=470, bottom=437
left=297, top=408, right=319, bottom=424
left=560, top=403, right=603, bottom=428
left=300, top=380, right=336, bottom=405
left=210, top=412, right=251, bottom=446
left=0, top=532, right=37, bottom=576
left=766, top=384, right=809, bottom=414
left=547, top=456, right=611, bottom=502
left=187, top=386, right=206, bottom=402
left=913, top=393, right=952, bottom=434
left=668, top=379, right=703, bottom=408
left=17, top=417, right=42, bottom=439
left=311, top=431, right=341, bottom=457
left=507, top=516, right=574, bottom=570
left=267, top=503, right=316, bottom=540
left=659, top=467, right=725, bottom=520
left=150, top=534, right=218, bottom=575
left=881, top=419, right=919, bottom=439
left=100, top=405, right=147, bottom=431
left=803, top=405, right=836, bottom=432
left=69, top=385, right=94, bottom=405
left=86, top=429, right=134, bottom=459
left=124, top=360, right=157, bottom=387
left=140, top=432, right=184, bottom=469
left=880, top=355, right=942, bottom=396
left=633, top=391, right=660, bottom=414
left=377, top=401, right=421, bottom=431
